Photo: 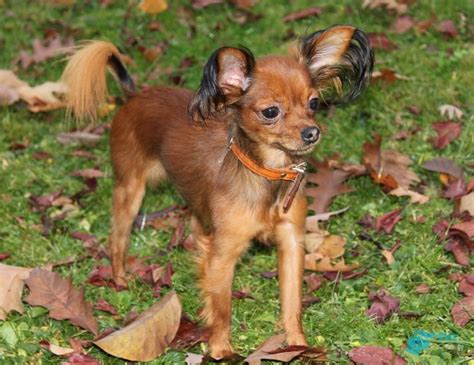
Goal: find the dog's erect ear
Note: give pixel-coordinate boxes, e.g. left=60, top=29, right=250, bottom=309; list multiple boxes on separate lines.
left=189, top=46, right=255, bottom=121
left=297, top=25, right=374, bottom=105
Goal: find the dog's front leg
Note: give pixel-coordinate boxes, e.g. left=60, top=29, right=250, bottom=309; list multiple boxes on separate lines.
left=199, top=230, right=251, bottom=359
left=275, top=202, right=307, bottom=346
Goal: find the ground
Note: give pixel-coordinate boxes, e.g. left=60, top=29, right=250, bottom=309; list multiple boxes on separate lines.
left=0, top=0, right=473, bottom=364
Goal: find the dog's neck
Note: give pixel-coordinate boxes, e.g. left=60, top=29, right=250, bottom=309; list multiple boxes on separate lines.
left=229, top=124, right=296, bottom=170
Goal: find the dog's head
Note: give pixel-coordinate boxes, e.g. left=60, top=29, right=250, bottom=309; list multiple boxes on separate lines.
left=190, top=25, right=374, bottom=157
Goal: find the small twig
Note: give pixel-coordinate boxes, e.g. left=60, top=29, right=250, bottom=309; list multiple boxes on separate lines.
left=358, top=232, right=384, bottom=250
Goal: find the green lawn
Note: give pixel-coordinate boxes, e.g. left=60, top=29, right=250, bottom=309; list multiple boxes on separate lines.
left=0, top=0, right=473, bottom=364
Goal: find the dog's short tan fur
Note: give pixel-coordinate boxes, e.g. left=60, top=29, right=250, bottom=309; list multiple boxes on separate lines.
left=62, top=25, right=373, bottom=359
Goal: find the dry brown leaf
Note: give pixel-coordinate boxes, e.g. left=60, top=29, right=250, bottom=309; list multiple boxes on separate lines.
left=244, top=334, right=309, bottom=365
left=25, top=268, right=98, bottom=334
left=15, top=36, right=74, bottom=69
left=389, top=186, right=429, bottom=204
left=139, top=0, right=168, bottom=14
left=94, top=291, right=181, bottom=361
left=363, top=134, right=420, bottom=190
left=0, top=264, right=32, bottom=320
left=306, top=159, right=354, bottom=214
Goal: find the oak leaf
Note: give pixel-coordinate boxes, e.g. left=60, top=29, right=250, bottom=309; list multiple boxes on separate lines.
left=306, top=159, right=354, bottom=214
left=25, top=268, right=98, bottom=334
left=94, top=291, right=181, bottom=361
left=451, top=296, right=474, bottom=326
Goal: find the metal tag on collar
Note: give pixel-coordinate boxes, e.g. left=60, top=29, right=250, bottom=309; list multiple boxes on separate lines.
left=291, top=162, right=307, bottom=174
left=227, top=136, right=235, bottom=151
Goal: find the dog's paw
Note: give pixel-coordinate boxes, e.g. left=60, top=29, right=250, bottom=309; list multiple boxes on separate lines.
left=209, top=338, right=235, bottom=360
left=286, top=333, right=308, bottom=347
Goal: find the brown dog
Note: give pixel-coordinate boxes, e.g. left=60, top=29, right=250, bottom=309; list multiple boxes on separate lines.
left=62, top=25, right=373, bottom=359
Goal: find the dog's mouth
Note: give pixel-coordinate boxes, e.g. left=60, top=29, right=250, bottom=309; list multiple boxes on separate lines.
left=277, top=141, right=318, bottom=156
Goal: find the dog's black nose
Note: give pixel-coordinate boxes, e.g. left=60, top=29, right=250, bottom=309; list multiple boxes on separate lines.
left=301, top=127, right=320, bottom=144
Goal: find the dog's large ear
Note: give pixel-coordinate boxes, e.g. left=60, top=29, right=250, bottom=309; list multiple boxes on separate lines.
left=297, top=25, right=374, bottom=105
left=189, top=46, right=255, bottom=121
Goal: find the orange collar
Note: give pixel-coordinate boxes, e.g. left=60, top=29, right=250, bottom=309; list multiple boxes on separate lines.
left=230, top=143, right=305, bottom=182
left=229, top=141, right=307, bottom=213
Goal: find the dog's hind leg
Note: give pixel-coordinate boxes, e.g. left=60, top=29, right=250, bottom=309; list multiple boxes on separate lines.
left=109, top=171, right=147, bottom=287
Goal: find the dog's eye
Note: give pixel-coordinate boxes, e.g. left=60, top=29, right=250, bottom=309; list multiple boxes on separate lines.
left=309, top=98, right=319, bottom=112
left=261, top=106, right=280, bottom=120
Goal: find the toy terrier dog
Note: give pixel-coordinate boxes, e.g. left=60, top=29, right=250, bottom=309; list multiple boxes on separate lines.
left=62, top=25, right=373, bottom=359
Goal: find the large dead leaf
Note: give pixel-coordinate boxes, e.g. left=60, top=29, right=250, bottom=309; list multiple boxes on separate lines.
left=94, top=291, right=181, bottom=361
left=282, top=7, right=323, bottom=22
left=0, top=70, right=66, bottom=112
left=363, top=134, right=420, bottom=190
left=368, top=32, right=397, bottom=51
left=0, top=264, right=32, bottom=320
left=306, top=159, right=354, bottom=214
left=366, top=289, right=400, bottom=323
left=25, top=268, right=98, bottom=334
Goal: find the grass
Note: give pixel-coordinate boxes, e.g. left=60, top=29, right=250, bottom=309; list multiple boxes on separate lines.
left=1, top=0, right=473, bottom=363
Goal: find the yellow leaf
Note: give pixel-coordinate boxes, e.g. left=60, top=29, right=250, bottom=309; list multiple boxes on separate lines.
left=304, top=255, right=359, bottom=272
left=94, top=291, right=181, bottom=361
left=139, top=0, right=168, bottom=14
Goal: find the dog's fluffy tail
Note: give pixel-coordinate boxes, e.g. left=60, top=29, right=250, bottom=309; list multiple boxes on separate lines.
left=61, top=41, right=136, bottom=121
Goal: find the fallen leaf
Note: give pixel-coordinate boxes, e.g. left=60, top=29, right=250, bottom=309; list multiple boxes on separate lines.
left=71, top=168, right=105, bottom=179
left=368, top=32, right=397, bottom=51
left=304, top=273, right=323, bottom=292
left=439, top=104, right=463, bottom=120
left=349, top=345, right=407, bottom=364
left=57, top=131, right=103, bottom=145
left=139, top=0, right=168, bottom=14
left=460, top=192, right=474, bottom=216
left=0, top=253, right=11, bottom=261
left=375, top=208, right=403, bottom=234
left=388, top=186, right=429, bottom=204
left=185, top=352, right=204, bottom=365
left=229, top=0, right=256, bottom=9
left=25, top=268, right=98, bottom=334
left=244, top=334, right=308, bottom=365
left=452, top=220, right=474, bottom=237
left=451, top=296, right=474, bottom=326
left=260, top=271, right=277, bottom=279
left=422, top=157, right=464, bottom=180
left=39, top=340, right=75, bottom=356
left=437, top=20, right=458, bottom=38
left=363, top=134, right=419, bottom=190
left=32, top=151, right=53, bottom=160
left=431, top=121, right=462, bottom=149
left=306, top=159, right=354, bottom=214
left=366, top=289, right=400, bottom=323
left=62, top=353, right=101, bottom=364
left=15, top=36, right=74, bottom=69
left=392, top=15, right=414, bottom=33
left=94, top=299, right=118, bottom=316
left=94, top=291, right=181, bottom=361
left=362, top=0, right=410, bottom=14
left=305, top=207, right=350, bottom=226
left=170, top=314, right=210, bottom=350
left=371, top=69, right=409, bottom=85
left=191, top=0, right=223, bottom=9
left=322, top=269, right=368, bottom=282
left=444, top=178, right=466, bottom=199
left=415, top=283, right=431, bottom=294
left=0, top=264, right=33, bottom=320
left=304, top=255, right=359, bottom=272
left=283, top=7, right=323, bottom=22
